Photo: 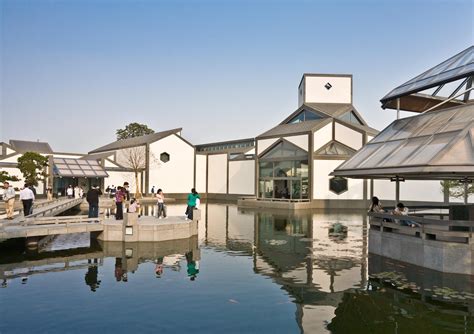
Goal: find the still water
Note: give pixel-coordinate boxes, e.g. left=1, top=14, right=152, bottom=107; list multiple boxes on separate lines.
left=1, top=203, right=473, bottom=333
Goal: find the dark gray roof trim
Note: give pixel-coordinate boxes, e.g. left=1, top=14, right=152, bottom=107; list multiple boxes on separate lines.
left=89, top=128, right=182, bottom=154
left=258, top=118, right=331, bottom=139
left=9, top=140, right=53, bottom=154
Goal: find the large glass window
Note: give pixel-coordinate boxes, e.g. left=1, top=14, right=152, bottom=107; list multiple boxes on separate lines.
left=287, top=110, right=323, bottom=124
left=339, top=111, right=364, bottom=125
left=259, top=140, right=309, bottom=200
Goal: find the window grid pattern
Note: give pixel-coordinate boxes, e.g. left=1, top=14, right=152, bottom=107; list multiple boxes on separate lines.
left=53, top=158, right=108, bottom=177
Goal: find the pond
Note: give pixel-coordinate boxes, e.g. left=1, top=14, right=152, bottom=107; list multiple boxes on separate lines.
left=0, top=202, right=473, bottom=333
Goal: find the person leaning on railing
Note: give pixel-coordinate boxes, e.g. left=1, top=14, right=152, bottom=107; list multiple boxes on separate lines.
left=368, top=196, right=385, bottom=213
left=392, top=203, right=420, bottom=228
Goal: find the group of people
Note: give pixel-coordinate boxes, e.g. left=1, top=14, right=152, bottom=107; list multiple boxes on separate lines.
left=369, top=196, right=419, bottom=227
left=65, top=185, right=84, bottom=199
left=2, top=182, right=36, bottom=219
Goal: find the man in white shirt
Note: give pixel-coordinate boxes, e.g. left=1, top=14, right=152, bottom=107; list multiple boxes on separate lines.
left=19, top=184, right=35, bottom=217
left=3, top=182, right=16, bottom=220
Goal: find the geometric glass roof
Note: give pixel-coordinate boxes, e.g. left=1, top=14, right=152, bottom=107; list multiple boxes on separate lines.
left=315, top=141, right=356, bottom=157
left=381, top=45, right=474, bottom=112
left=333, top=103, right=474, bottom=180
left=260, top=140, right=308, bottom=161
left=52, top=158, right=108, bottom=178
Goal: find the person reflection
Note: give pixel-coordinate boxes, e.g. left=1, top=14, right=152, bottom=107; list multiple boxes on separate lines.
left=115, top=258, right=125, bottom=282
left=85, top=259, right=101, bottom=292
left=155, top=257, right=164, bottom=278
left=185, top=251, right=199, bottom=281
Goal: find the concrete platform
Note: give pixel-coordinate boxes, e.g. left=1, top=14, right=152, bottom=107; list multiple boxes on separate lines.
left=97, top=210, right=201, bottom=242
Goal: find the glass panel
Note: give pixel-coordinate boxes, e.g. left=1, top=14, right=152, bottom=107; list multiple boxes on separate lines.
left=81, top=165, right=92, bottom=170
left=359, top=140, right=403, bottom=168
left=84, top=170, right=97, bottom=176
left=301, top=178, right=309, bottom=199
left=370, top=119, right=411, bottom=143
left=414, top=109, right=457, bottom=137
left=405, top=132, right=456, bottom=165
left=54, top=158, right=65, bottom=163
left=338, top=143, right=384, bottom=169
left=274, top=179, right=290, bottom=199
left=263, top=180, right=273, bottom=198
left=304, top=110, right=323, bottom=121
left=291, top=180, right=301, bottom=199
left=339, top=111, right=363, bottom=125
left=77, top=160, right=88, bottom=165
left=379, top=136, right=431, bottom=167
left=389, top=113, right=436, bottom=141
left=288, top=111, right=305, bottom=124
left=274, top=161, right=294, bottom=177
left=88, top=160, right=99, bottom=165
left=261, top=141, right=307, bottom=160
left=55, top=164, right=68, bottom=169
left=259, top=162, right=273, bottom=177
left=294, top=160, right=308, bottom=178
left=65, top=159, right=78, bottom=164
left=439, top=109, right=474, bottom=133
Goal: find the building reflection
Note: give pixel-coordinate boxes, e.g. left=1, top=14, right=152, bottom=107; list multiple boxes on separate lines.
left=202, top=203, right=368, bottom=332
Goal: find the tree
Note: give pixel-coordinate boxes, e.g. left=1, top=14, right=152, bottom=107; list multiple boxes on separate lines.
left=116, top=122, right=154, bottom=141
left=441, top=180, right=474, bottom=203
left=117, top=146, right=147, bottom=198
left=0, top=171, right=20, bottom=183
left=17, top=152, right=49, bottom=187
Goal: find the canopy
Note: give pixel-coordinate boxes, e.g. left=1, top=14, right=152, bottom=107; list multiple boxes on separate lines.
left=332, top=103, right=474, bottom=180
left=381, top=45, right=473, bottom=112
left=53, top=158, right=108, bottom=178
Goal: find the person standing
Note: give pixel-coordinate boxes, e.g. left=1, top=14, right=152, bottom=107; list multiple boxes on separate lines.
left=123, top=182, right=130, bottom=201
left=46, top=187, right=53, bottom=201
left=115, top=186, right=125, bottom=220
left=185, top=188, right=200, bottom=220
left=86, top=185, right=102, bottom=219
left=3, top=182, right=16, bottom=220
left=156, top=189, right=166, bottom=219
left=66, top=185, right=74, bottom=198
left=19, top=184, right=35, bottom=217
left=74, top=185, right=81, bottom=199
left=151, top=186, right=155, bottom=195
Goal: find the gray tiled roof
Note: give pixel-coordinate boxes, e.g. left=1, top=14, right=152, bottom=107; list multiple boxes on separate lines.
left=9, top=140, right=53, bottom=154
left=89, top=128, right=182, bottom=154
left=257, top=118, right=331, bottom=138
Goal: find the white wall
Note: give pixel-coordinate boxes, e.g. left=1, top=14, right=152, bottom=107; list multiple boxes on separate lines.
left=195, top=154, right=207, bottom=194
left=400, top=180, right=444, bottom=202
left=208, top=154, right=227, bottom=194
left=148, top=134, right=194, bottom=194
left=304, top=76, right=352, bottom=104
left=106, top=171, right=138, bottom=193
left=335, top=123, right=363, bottom=150
left=53, top=154, right=84, bottom=159
left=313, top=159, right=364, bottom=200
left=0, top=154, right=22, bottom=163
left=228, top=160, right=255, bottom=195
left=257, top=138, right=279, bottom=155
left=313, top=123, right=333, bottom=151
left=115, top=146, right=146, bottom=168
left=373, top=179, right=395, bottom=202
left=284, top=134, right=308, bottom=151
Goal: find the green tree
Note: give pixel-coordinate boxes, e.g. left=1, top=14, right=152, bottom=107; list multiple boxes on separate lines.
left=116, top=122, right=154, bottom=140
left=0, top=171, right=20, bottom=183
left=17, top=152, right=49, bottom=186
left=441, top=180, right=474, bottom=202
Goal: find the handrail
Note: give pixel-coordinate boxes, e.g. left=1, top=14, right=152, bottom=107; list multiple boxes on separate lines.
left=368, top=211, right=473, bottom=227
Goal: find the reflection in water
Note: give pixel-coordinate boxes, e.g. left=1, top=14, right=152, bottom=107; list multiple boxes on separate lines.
left=1, top=203, right=472, bottom=333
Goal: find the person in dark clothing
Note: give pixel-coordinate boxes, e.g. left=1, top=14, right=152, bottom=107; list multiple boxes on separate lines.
left=86, top=185, right=102, bottom=218
left=123, top=182, right=130, bottom=201
left=85, top=259, right=100, bottom=292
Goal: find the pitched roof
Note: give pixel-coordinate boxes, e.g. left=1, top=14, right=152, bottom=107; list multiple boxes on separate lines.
left=381, top=45, right=474, bottom=111
left=333, top=102, right=474, bottom=180
left=9, top=139, right=53, bottom=154
left=89, top=128, right=182, bottom=154
left=257, top=118, right=331, bottom=139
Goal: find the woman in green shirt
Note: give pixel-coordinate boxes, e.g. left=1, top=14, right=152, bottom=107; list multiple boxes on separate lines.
left=185, top=188, right=200, bottom=220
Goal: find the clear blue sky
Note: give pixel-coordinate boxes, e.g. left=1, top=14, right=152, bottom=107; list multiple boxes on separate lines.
left=1, top=0, right=472, bottom=153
